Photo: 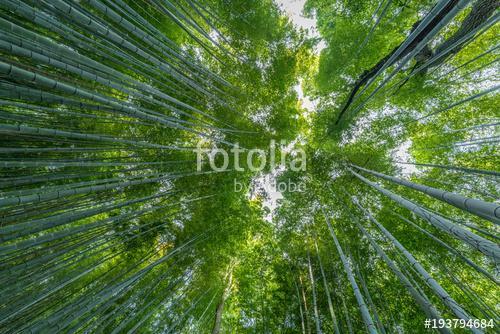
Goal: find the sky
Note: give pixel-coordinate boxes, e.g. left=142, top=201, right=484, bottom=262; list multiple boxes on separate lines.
left=275, top=0, right=326, bottom=53
left=275, top=0, right=323, bottom=111
left=253, top=1, right=324, bottom=220
left=276, top=0, right=315, bottom=30
left=255, top=1, right=417, bottom=219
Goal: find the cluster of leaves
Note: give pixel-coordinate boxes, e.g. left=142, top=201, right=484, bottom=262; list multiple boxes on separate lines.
left=0, top=0, right=498, bottom=333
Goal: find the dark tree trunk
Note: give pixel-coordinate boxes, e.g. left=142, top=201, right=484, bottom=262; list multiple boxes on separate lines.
left=332, top=0, right=499, bottom=125
left=334, top=0, right=460, bottom=125
left=335, top=0, right=499, bottom=127
left=429, top=0, right=500, bottom=67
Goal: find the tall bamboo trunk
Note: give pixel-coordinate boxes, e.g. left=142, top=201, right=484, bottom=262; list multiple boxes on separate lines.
left=349, top=167, right=500, bottom=260
left=351, top=163, right=500, bottom=223
left=307, top=252, right=322, bottom=334
left=212, top=267, right=233, bottom=334
left=322, top=208, right=378, bottom=334
left=314, top=237, right=341, bottom=334
left=352, top=199, right=482, bottom=334
left=354, top=220, right=452, bottom=334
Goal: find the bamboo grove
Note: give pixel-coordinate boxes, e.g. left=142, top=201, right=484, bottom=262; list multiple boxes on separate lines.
left=0, top=0, right=498, bottom=333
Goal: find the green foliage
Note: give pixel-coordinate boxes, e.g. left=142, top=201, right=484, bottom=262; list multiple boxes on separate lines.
left=0, top=0, right=498, bottom=333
